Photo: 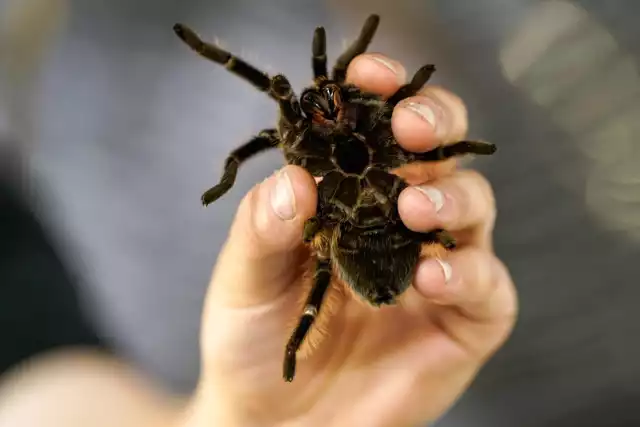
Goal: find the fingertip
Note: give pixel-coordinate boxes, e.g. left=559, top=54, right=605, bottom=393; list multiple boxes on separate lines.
left=425, top=86, right=469, bottom=142
left=391, top=102, right=439, bottom=152
left=252, top=165, right=316, bottom=242
left=280, top=164, right=318, bottom=221
left=345, top=53, right=406, bottom=98
left=414, top=258, right=449, bottom=299
left=398, top=186, right=440, bottom=232
left=392, top=85, right=471, bottom=153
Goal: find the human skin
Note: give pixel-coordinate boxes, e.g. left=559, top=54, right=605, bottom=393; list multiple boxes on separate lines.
left=0, top=52, right=517, bottom=427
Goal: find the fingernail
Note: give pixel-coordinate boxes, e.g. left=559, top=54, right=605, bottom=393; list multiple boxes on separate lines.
left=435, top=258, right=453, bottom=284
left=369, top=55, right=406, bottom=83
left=403, top=96, right=451, bottom=140
left=415, top=186, right=444, bottom=213
left=416, top=258, right=453, bottom=296
left=270, top=169, right=296, bottom=220
left=405, top=101, right=437, bottom=129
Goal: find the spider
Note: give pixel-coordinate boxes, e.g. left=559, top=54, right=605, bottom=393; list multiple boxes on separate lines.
left=173, top=14, right=497, bottom=382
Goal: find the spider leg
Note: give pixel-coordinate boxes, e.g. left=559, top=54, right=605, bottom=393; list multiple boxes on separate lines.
left=201, top=129, right=279, bottom=206
left=386, top=64, right=436, bottom=106
left=303, top=189, right=338, bottom=248
left=173, top=23, right=275, bottom=98
left=434, top=229, right=457, bottom=249
left=413, top=140, right=497, bottom=162
left=312, top=27, right=328, bottom=81
left=174, top=24, right=304, bottom=122
left=269, top=74, right=304, bottom=127
left=416, top=229, right=457, bottom=249
left=284, top=258, right=332, bottom=382
left=332, top=14, right=380, bottom=82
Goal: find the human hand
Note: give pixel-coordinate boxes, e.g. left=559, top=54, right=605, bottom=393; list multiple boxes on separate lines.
left=181, top=53, right=518, bottom=427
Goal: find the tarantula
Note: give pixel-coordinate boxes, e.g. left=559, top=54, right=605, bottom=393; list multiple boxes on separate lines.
left=173, top=14, right=496, bottom=382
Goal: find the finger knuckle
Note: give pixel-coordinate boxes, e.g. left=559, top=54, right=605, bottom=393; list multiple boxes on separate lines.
left=460, top=169, right=496, bottom=216
left=459, top=247, right=497, bottom=301
left=421, top=85, right=469, bottom=138
left=226, top=185, right=267, bottom=259
left=494, top=258, right=519, bottom=320
left=234, top=186, right=257, bottom=229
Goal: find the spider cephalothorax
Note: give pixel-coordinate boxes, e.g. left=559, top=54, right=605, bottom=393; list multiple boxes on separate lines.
left=173, top=14, right=497, bottom=382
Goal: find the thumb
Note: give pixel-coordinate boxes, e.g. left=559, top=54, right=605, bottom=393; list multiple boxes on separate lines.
left=208, top=165, right=318, bottom=308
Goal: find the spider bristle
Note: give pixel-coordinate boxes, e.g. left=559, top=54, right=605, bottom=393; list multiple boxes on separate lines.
left=264, top=63, right=276, bottom=75
left=212, top=35, right=229, bottom=51
left=365, top=14, right=381, bottom=29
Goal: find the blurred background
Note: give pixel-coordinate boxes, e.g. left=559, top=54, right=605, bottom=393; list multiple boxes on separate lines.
left=1, top=0, right=639, bottom=425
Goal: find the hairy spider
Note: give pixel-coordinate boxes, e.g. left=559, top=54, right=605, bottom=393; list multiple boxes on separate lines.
left=173, top=14, right=497, bottom=382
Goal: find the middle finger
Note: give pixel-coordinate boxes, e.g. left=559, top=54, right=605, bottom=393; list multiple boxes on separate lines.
left=391, top=85, right=470, bottom=153
left=398, top=169, right=496, bottom=247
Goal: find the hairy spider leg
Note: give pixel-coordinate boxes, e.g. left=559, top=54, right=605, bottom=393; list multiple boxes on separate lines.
left=312, top=27, right=328, bottom=81
left=332, top=14, right=380, bottom=82
left=201, top=129, right=279, bottom=206
left=387, top=64, right=437, bottom=106
left=284, top=258, right=333, bottom=382
left=173, top=24, right=305, bottom=124
left=269, top=74, right=305, bottom=126
left=173, top=23, right=279, bottom=99
left=409, top=228, right=457, bottom=249
left=378, top=140, right=495, bottom=246
left=432, top=229, right=457, bottom=249
left=413, top=140, right=498, bottom=162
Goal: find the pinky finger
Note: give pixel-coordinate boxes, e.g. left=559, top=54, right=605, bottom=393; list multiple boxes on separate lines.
left=415, top=247, right=518, bottom=358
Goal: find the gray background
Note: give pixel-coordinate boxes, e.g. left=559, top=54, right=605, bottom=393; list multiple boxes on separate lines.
left=3, top=0, right=640, bottom=426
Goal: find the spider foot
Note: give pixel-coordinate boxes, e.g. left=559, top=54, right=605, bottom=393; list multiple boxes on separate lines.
left=270, top=74, right=293, bottom=99
left=450, top=140, right=497, bottom=156
left=201, top=185, right=228, bottom=206
left=283, top=347, right=297, bottom=382
left=435, top=230, right=457, bottom=249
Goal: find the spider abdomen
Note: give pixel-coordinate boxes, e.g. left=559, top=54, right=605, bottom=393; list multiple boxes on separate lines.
left=332, top=221, right=422, bottom=306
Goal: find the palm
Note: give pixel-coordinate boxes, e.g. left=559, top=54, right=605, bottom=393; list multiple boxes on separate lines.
left=200, top=162, right=491, bottom=426
left=204, top=278, right=481, bottom=427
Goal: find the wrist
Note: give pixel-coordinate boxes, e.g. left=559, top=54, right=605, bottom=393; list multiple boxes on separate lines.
left=178, top=383, right=241, bottom=427
left=178, top=383, right=315, bottom=427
